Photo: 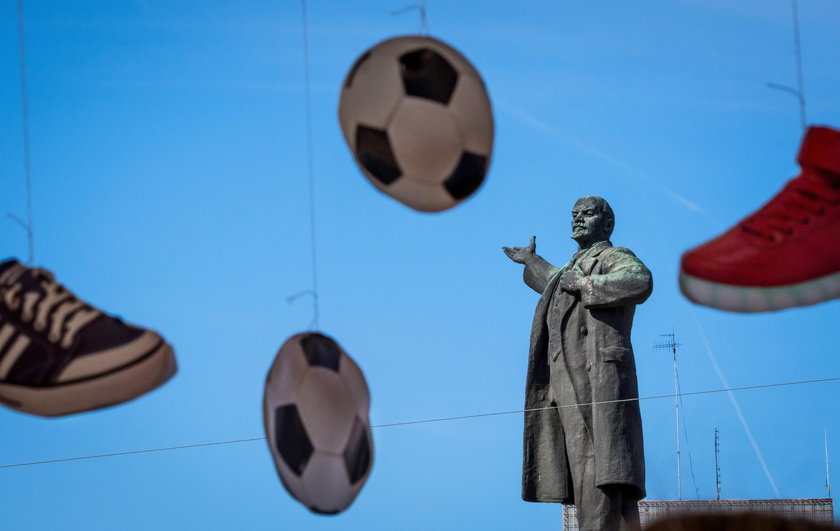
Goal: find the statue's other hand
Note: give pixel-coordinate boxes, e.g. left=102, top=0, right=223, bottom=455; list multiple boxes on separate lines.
left=502, top=236, right=536, bottom=264
left=560, top=269, right=583, bottom=293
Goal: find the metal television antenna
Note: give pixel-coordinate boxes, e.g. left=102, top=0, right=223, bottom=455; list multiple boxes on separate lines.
left=655, top=332, right=683, bottom=500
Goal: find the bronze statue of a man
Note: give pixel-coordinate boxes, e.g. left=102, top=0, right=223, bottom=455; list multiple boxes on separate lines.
left=503, top=196, right=653, bottom=531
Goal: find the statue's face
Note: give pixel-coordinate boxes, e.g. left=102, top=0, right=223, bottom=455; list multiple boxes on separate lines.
left=571, top=197, right=610, bottom=245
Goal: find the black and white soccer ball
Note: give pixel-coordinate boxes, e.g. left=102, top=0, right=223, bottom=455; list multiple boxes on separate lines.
left=339, top=35, right=494, bottom=212
left=263, top=332, right=373, bottom=515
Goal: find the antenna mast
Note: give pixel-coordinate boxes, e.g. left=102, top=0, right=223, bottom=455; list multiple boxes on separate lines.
left=715, top=427, right=721, bottom=500
left=826, top=429, right=832, bottom=499
left=655, top=332, right=683, bottom=500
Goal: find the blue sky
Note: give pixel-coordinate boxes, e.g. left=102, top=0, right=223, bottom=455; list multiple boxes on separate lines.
left=1, top=0, right=839, bottom=529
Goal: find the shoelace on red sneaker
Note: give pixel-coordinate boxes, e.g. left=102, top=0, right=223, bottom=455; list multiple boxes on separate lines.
left=740, top=175, right=838, bottom=242
left=0, top=265, right=101, bottom=349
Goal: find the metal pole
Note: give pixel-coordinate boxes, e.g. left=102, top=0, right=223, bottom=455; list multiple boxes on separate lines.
left=826, top=429, right=832, bottom=499
left=655, top=333, right=683, bottom=500
left=715, top=428, right=721, bottom=500
left=674, top=341, right=681, bottom=500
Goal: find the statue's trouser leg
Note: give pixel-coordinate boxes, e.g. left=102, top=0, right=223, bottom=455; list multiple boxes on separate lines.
left=620, top=493, right=641, bottom=530
left=553, top=366, right=639, bottom=530
left=602, top=485, right=641, bottom=530
left=560, top=404, right=626, bottom=531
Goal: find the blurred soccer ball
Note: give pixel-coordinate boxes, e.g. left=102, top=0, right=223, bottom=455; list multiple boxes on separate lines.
left=263, top=332, right=373, bottom=515
left=339, top=35, right=494, bottom=212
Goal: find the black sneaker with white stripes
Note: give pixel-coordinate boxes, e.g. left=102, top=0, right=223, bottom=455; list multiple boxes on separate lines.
left=0, top=259, right=176, bottom=416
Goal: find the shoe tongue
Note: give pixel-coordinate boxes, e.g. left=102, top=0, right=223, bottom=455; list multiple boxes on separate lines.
left=0, top=258, right=20, bottom=279
left=0, top=262, right=48, bottom=295
left=798, top=126, right=840, bottom=178
left=793, top=169, right=840, bottom=201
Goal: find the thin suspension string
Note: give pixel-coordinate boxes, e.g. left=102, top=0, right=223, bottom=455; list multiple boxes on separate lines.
left=419, top=0, right=428, bottom=35
left=791, top=0, right=806, bottom=130
left=767, top=0, right=807, bottom=131
left=300, top=0, right=319, bottom=330
left=2, top=375, right=837, bottom=470
left=16, top=0, right=35, bottom=265
left=390, top=1, right=429, bottom=35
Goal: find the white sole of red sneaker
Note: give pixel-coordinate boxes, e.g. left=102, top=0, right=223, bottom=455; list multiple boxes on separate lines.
left=0, top=340, right=176, bottom=417
left=679, top=269, right=840, bottom=313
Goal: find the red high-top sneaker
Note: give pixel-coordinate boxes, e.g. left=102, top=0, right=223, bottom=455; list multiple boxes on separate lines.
left=680, top=125, right=840, bottom=312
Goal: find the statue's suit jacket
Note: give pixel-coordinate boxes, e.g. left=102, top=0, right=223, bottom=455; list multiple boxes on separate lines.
left=521, top=240, right=653, bottom=504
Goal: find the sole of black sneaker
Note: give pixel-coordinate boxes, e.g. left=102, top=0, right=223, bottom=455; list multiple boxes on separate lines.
left=679, top=270, right=840, bottom=313
left=0, top=340, right=176, bottom=417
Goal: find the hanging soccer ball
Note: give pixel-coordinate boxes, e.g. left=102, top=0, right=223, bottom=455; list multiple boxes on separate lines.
left=263, top=332, right=373, bottom=515
left=338, top=35, right=494, bottom=212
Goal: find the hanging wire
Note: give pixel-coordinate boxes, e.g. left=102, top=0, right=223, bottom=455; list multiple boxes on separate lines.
left=390, top=0, right=429, bottom=35
left=2, top=375, right=837, bottom=470
left=11, top=0, right=35, bottom=265
left=766, top=0, right=807, bottom=130
left=289, top=0, right=320, bottom=331
left=286, top=289, right=318, bottom=330
left=791, top=0, right=806, bottom=129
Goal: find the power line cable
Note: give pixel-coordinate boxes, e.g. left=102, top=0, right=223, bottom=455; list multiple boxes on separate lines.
left=2, top=375, right=838, bottom=470
left=0, top=438, right=266, bottom=470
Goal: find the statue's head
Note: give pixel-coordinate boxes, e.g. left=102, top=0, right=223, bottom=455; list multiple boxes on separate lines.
left=571, top=196, right=614, bottom=247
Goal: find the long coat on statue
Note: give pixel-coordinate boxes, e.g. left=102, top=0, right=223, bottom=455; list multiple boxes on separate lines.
left=520, top=240, right=653, bottom=504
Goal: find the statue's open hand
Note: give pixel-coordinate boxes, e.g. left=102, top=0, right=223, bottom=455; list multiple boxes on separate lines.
left=560, top=268, right=583, bottom=294
left=502, top=236, right=536, bottom=264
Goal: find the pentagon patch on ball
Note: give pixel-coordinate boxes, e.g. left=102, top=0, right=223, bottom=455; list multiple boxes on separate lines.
left=263, top=332, right=374, bottom=515
left=339, top=35, right=494, bottom=213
